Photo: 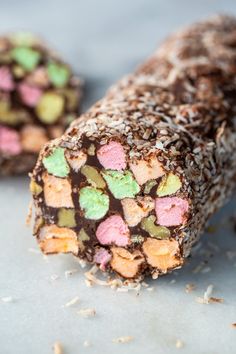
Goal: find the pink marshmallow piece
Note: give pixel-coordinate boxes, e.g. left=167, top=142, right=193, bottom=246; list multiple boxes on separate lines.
left=18, top=83, right=42, bottom=107
left=0, top=67, right=14, bottom=91
left=96, top=214, right=130, bottom=246
left=97, top=141, right=126, bottom=170
left=155, top=197, right=189, bottom=227
left=0, top=125, right=22, bottom=155
left=94, top=248, right=111, bottom=270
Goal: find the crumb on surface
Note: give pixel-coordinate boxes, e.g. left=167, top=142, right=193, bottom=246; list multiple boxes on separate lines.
left=64, top=296, right=80, bottom=307
left=112, top=336, right=134, bottom=344
left=226, top=251, right=236, bottom=260
left=64, top=269, right=78, bottom=278
left=196, top=284, right=224, bottom=304
left=83, top=340, right=91, bottom=347
left=1, top=296, right=14, bottom=303
left=77, top=308, right=96, bottom=318
left=192, top=262, right=205, bottom=274
left=84, top=265, right=143, bottom=292
left=201, top=266, right=211, bottom=274
left=28, top=247, right=40, bottom=254
left=53, top=342, right=63, bottom=354
left=185, top=283, right=196, bottom=293
left=176, top=339, right=184, bottom=348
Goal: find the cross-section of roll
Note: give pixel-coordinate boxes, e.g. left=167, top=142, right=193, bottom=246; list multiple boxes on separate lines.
left=31, top=15, right=236, bottom=280
left=0, top=32, right=82, bottom=175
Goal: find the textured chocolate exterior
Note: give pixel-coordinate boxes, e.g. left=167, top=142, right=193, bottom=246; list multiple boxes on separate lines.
left=0, top=33, right=82, bottom=175
left=31, top=15, right=236, bottom=279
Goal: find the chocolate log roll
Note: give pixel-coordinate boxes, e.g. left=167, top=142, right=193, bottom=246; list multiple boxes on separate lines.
left=31, top=15, right=236, bottom=279
left=0, top=32, right=82, bottom=175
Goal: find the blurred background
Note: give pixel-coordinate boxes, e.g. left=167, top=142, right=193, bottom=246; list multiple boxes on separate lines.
left=1, top=1, right=236, bottom=354
left=0, top=0, right=236, bottom=109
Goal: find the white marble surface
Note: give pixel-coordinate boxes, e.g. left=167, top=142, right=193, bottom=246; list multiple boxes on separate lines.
left=0, top=1, right=236, bottom=353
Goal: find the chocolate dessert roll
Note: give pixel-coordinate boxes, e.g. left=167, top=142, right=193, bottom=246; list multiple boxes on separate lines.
left=31, top=15, right=236, bottom=279
left=0, top=32, right=82, bottom=175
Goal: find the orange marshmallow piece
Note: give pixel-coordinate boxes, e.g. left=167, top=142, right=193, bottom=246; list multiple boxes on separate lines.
left=20, top=125, right=48, bottom=153
left=43, top=172, right=73, bottom=208
left=121, top=196, right=154, bottom=227
left=39, top=225, right=78, bottom=254
left=110, top=247, right=145, bottom=278
left=129, top=156, right=165, bottom=185
left=142, top=238, right=182, bottom=271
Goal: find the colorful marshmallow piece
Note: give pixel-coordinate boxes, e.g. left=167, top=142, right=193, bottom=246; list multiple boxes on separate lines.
left=18, top=83, right=42, bottom=107
left=63, top=88, right=79, bottom=111
left=96, top=215, right=130, bottom=246
left=0, top=67, right=14, bottom=91
left=79, top=187, right=109, bottom=220
left=142, top=238, right=181, bottom=270
left=144, top=179, right=157, bottom=194
left=110, top=247, right=144, bottom=278
left=78, top=228, right=90, bottom=251
left=27, top=66, right=49, bottom=87
left=36, top=92, right=64, bottom=124
left=42, top=173, right=73, bottom=208
left=58, top=208, right=76, bottom=228
left=81, top=165, right=106, bottom=189
left=157, top=173, right=182, bottom=197
left=42, top=147, right=70, bottom=178
left=102, top=170, right=140, bottom=199
left=47, top=62, right=70, bottom=88
left=97, top=141, right=127, bottom=170
left=11, top=46, right=41, bottom=71
left=30, top=179, right=43, bottom=196
left=141, top=215, right=170, bottom=239
left=94, top=248, right=111, bottom=270
left=0, top=125, right=22, bottom=155
left=129, top=156, right=165, bottom=185
left=155, top=197, right=189, bottom=226
left=121, top=197, right=154, bottom=227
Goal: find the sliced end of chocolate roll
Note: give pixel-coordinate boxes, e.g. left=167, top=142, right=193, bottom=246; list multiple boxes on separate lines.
left=31, top=109, right=193, bottom=279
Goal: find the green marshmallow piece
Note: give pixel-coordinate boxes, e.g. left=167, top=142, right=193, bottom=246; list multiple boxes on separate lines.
left=79, top=187, right=109, bottom=220
left=157, top=173, right=182, bottom=197
left=144, top=179, right=157, bottom=194
left=58, top=208, right=76, bottom=228
left=42, top=147, right=70, bottom=177
left=47, top=62, right=70, bottom=88
left=30, top=180, right=43, bottom=195
left=102, top=170, right=140, bottom=199
left=11, top=46, right=41, bottom=71
left=78, top=228, right=90, bottom=251
left=36, top=92, right=64, bottom=124
left=81, top=165, right=106, bottom=189
left=141, top=215, right=170, bottom=239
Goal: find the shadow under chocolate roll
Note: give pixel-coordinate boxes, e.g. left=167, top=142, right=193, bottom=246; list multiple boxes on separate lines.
left=0, top=32, right=82, bottom=175
left=31, top=15, right=236, bottom=280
